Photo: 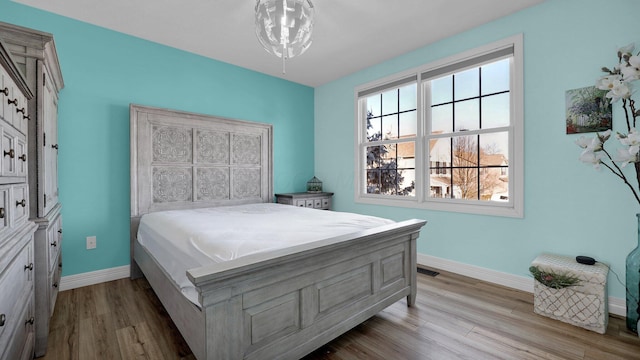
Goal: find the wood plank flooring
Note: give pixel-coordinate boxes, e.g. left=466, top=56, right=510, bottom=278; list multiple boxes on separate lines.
left=40, top=269, right=640, bottom=360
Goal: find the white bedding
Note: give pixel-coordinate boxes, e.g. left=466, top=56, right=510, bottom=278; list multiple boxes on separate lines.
left=136, top=202, right=395, bottom=306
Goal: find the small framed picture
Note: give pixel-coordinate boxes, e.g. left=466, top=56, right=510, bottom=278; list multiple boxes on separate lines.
left=565, top=86, right=612, bottom=134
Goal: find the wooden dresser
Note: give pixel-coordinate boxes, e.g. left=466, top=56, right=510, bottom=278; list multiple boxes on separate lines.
left=0, top=36, right=37, bottom=360
left=0, top=22, right=64, bottom=357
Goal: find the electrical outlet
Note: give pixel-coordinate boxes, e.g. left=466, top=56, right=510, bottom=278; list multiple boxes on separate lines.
left=86, top=236, right=97, bottom=250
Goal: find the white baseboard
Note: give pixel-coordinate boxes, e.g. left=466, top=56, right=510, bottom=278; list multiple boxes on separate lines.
left=59, top=265, right=130, bottom=291
left=417, top=253, right=626, bottom=317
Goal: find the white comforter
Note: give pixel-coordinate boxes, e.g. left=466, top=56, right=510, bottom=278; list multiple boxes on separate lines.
left=137, top=202, right=394, bottom=306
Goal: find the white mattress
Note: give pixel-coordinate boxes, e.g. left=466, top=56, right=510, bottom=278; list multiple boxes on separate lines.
left=136, top=202, right=395, bottom=306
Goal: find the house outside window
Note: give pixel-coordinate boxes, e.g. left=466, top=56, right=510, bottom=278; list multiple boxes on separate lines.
left=355, top=35, right=523, bottom=217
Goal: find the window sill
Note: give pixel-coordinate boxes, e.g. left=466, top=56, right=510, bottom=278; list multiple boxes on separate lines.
left=355, top=195, right=523, bottom=218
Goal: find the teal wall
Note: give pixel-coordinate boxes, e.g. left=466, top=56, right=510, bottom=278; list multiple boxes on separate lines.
left=315, top=0, right=640, bottom=299
left=0, top=1, right=315, bottom=276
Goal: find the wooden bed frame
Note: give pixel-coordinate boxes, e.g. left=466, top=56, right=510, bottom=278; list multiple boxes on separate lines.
left=129, top=104, right=427, bottom=360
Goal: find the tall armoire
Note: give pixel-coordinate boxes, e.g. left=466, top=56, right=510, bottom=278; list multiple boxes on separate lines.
left=0, top=35, right=37, bottom=360
left=0, top=22, right=64, bottom=357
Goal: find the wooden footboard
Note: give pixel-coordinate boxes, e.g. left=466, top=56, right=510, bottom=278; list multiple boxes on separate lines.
left=185, top=219, right=425, bottom=360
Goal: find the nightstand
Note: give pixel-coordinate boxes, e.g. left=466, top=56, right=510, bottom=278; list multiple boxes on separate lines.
left=275, top=192, right=334, bottom=210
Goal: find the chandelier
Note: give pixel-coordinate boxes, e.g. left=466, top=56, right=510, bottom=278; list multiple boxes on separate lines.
left=255, top=0, right=315, bottom=74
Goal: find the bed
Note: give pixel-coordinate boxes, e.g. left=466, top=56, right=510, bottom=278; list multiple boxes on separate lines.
left=129, top=104, right=427, bottom=360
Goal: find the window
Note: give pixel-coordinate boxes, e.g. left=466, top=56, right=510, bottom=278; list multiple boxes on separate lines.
left=364, top=83, right=417, bottom=196
left=355, top=35, right=523, bottom=217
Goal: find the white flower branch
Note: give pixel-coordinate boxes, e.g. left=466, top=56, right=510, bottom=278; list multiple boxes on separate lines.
left=576, top=43, right=640, bottom=206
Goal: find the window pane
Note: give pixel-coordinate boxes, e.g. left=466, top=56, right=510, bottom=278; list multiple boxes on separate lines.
left=398, top=169, right=415, bottom=196
left=366, top=116, right=381, bottom=142
left=380, top=144, right=396, bottom=168
left=481, top=165, right=509, bottom=202
left=452, top=135, right=478, bottom=168
left=481, top=58, right=510, bottom=95
left=454, top=68, right=479, bottom=100
left=399, top=83, right=417, bottom=112
left=479, top=132, right=509, bottom=165
left=380, top=169, right=397, bottom=195
left=431, top=104, right=452, bottom=134
left=452, top=165, right=479, bottom=200
left=397, top=141, right=415, bottom=166
left=382, top=114, right=397, bottom=140
left=431, top=75, right=452, bottom=105
left=399, top=111, right=417, bottom=138
left=480, top=171, right=509, bottom=202
left=454, top=99, right=479, bottom=132
left=382, top=89, right=398, bottom=115
left=479, top=132, right=509, bottom=202
left=481, top=92, right=510, bottom=129
left=429, top=136, right=451, bottom=164
left=366, top=145, right=382, bottom=168
left=367, top=94, right=381, bottom=117
left=367, top=170, right=381, bottom=194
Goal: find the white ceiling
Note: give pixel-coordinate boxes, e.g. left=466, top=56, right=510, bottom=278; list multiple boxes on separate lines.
left=14, top=0, right=544, bottom=87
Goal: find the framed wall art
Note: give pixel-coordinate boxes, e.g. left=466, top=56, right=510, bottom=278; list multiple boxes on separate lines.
left=566, top=86, right=612, bottom=134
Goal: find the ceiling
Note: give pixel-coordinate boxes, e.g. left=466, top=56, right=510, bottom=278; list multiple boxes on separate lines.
left=14, top=0, right=545, bottom=87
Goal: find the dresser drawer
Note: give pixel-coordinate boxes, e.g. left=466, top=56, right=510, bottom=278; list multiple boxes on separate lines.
left=1, top=125, right=15, bottom=176
left=321, top=197, right=331, bottom=209
left=1, top=124, right=26, bottom=178
left=12, top=94, right=28, bottom=136
left=11, top=184, right=28, bottom=227
left=0, top=69, right=15, bottom=126
left=1, top=296, right=34, bottom=360
left=276, top=197, right=293, bottom=206
left=49, top=261, right=61, bottom=315
left=0, top=184, right=30, bottom=236
left=48, top=215, right=62, bottom=272
left=0, top=186, right=8, bottom=235
left=14, top=136, right=26, bottom=177
left=0, top=240, right=34, bottom=354
left=0, top=70, right=6, bottom=122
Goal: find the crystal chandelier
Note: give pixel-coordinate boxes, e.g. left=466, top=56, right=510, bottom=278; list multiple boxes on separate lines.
left=255, top=0, right=315, bottom=74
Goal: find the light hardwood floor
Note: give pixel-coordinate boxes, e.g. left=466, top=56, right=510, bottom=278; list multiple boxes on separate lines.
left=40, top=269, right=640, bottom=360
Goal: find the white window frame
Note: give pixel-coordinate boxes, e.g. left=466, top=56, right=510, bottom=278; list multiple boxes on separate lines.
left=354, top=34, right=523, bottom=218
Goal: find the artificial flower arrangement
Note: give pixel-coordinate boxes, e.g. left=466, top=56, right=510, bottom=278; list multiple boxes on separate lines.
left=574, top=43, right=640, bottom=333
left=575, top=43, right=640, bottom=200
left=529, top=266, right=581, bottom=289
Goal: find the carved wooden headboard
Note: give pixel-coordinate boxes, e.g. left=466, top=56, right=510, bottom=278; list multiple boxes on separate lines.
left=130, top=104, right=273, bottom=217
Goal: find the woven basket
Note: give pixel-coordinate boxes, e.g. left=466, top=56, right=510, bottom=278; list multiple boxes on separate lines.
left=531, top=253, right=608, bottom=334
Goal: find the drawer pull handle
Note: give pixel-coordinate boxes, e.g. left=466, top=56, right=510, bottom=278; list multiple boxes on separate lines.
left=59, top=262, right=63, bottom=268
left=51, top=241, right=57, bottom=247
left=16, top=199, right=26, bottom=207
left=18, top=154, right=26, bottom=162
left=0, top=87, right=7, bottom=96
left=53, top=282, right=58, bottom=288
left=0, top=314, right=5, bottom=327
left=58, top=229, right=63, bottom=234
left=24, top=263, right=33, bottom=271
left=23, top=114, right=30, bottom=120
left=4, top=149, right=14, bottom=158
left=51, top=144, right=59, bottom=150
left=25, top=317, right=34, bottom=326
left=0, top=207, right=4, bottom=218
left=16, top=107, right=25, bottom=114
left=7, top=98, right=17, bottom=106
